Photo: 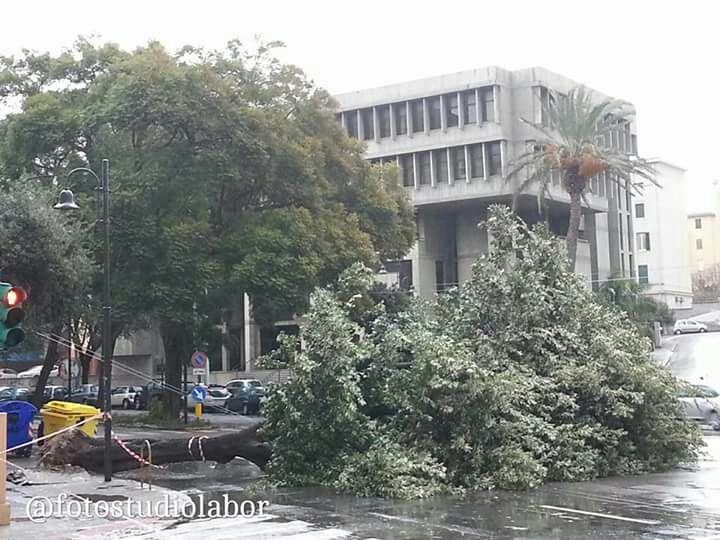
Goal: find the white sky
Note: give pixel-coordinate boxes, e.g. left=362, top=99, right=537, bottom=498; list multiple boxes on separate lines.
left=1, top=0, right=718, bottom=212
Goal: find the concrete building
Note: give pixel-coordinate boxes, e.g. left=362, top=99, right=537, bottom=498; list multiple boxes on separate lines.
left=689, top=211, right=720, bottom=274
left=334, top=66, right=637, bottom=297
left=633, top=160, right=693, bottom=311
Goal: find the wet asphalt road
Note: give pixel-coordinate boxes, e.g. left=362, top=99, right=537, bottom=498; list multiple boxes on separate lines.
left=664, top=331, right=720, bottom=385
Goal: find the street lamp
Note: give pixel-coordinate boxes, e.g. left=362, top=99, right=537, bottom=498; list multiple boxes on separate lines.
left=54, top=159, right=113, bottom=482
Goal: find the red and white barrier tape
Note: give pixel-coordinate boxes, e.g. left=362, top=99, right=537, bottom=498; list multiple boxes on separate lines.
left=112, top=433, right=164, bottom=469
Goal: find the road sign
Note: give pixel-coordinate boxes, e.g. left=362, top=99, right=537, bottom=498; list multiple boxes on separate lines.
left=192, top=368, right=206, bottom=376
left=190, top=351, right=208, bottom=369
left=191, top=385, right=207, bottom=403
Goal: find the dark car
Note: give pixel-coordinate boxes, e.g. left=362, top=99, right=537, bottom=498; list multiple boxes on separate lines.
left=134, top=382, right=167, bottom=410
left=68, top=384, right=99, bottom=406
left=42, top=386, right=69, bottom=406
left=0, top=387, right=32, bottom=402
left=225, top=379, right=267, bottom=415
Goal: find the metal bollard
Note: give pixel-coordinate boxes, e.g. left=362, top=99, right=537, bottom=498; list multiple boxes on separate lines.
left=0, top=412, right=10, bottom=525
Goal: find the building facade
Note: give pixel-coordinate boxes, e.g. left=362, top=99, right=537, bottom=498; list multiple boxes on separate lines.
left=335, top=67, right=637, bottom=297
left=689, top=212, right=720, bottom=274
left=633, top=160, right=693, bottom=311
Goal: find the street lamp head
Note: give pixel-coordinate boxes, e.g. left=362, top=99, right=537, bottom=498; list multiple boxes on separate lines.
left=53, top=189, right=80, bottom=211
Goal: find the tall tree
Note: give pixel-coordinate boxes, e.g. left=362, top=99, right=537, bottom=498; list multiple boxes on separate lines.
left=509, top=87, right=656, bottom=270
left=0, top=39, right=415, bottom=418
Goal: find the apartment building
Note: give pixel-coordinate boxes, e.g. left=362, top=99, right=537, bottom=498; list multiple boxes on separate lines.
left=633, top=160, right=692, bottom=311
left=335, top=67, right=637, bottom=297
left=689, top=212, right=720, bottom=274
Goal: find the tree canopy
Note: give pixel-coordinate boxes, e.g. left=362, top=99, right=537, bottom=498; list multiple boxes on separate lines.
left=263, top=206, right=701, bottom=498
left=0, top=38, right=415, bottom=414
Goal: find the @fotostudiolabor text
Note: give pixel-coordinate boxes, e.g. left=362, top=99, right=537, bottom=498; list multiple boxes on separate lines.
left=26, top=493, right=270, bottom=523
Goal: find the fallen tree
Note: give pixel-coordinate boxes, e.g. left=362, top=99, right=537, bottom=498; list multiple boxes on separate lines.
left=40, top=423, right=271, bottom=473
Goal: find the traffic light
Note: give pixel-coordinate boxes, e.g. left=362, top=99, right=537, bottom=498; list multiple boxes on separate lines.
left=0, top=282, right=27, bottom=348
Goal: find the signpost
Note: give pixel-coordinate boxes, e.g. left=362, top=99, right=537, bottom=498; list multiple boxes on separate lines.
left=191, top=385, right=207, bottom=419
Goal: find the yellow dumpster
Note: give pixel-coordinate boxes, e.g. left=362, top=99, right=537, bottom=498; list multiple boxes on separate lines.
left=40, top=400, right=102, bottom=439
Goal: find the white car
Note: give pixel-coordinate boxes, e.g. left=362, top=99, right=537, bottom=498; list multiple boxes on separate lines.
left=110, top=386, right=143, bottom=409
left=673, top=320, right=708, bottom=335
left=0, top=368, right=17, bottom=379
left=678, top=383, right=720, bottom=429
left=17, top=365, right=59, bottom=378
left=184, top=383, right=232, bottom=412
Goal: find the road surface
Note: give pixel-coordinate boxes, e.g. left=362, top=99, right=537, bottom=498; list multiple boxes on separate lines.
left=663, top=331, right=720, bottom=385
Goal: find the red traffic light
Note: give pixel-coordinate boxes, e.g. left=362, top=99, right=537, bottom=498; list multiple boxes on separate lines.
left=2, top=287, right=27, bottom=308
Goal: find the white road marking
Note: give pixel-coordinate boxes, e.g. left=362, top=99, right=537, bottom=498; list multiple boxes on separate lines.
left=538, top=505, right=661, bottom=525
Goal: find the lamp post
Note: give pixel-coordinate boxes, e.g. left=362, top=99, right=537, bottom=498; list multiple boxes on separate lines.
left=54, top=159, right=113, bottom=482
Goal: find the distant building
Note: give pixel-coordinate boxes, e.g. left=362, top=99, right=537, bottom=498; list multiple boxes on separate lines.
left=633, top=160, right=692, bottom=311
left=689, top=212, right=719, bottom=274
left=335, top=66, right=637, bottom=297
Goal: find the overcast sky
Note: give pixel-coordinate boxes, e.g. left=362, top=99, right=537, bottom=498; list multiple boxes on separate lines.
left=2, top=1, right=717, bottom=211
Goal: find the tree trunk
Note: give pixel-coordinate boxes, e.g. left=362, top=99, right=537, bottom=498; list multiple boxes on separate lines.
left=159, top=321, right=191, bottom=421
left=41, top=423, right=271, bottom=473
left=31, top=322, right=63, bottom=408
left=566, top=189, right=583, bottom=271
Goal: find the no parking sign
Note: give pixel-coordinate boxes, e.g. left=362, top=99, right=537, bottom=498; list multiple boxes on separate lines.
left=191, top=351, right=208, bottom=376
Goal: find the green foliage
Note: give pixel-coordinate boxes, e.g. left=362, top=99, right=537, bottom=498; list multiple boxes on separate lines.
left=263, top=206, right=702, bottom=498
left=0, top=38, right=414, bottom=415
left=597, top=277, right=674, bottom=339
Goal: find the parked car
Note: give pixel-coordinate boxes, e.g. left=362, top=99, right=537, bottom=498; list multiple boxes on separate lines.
left=110, top=386, right=142, bottom=409
left=0, top=368, right=17, bottom=379
left=134, top=381, right=167, bottom=410
left=224, top=379, right=267, bottom=415
left=673, top=320, right=708, bottom=335
left=68, top=384, right=99, bottom=406
left=181, top=383, right=231, bottom=412
left=0, top=387, right=32, bottom=402
left=42, top=386, right=68, bottom=405
left=17, top=365, right=59, bottom=378
left=677, top=383, right=720, bottom=429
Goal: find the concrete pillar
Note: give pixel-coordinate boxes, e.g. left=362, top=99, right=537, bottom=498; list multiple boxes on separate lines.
left=423, top=98, right=430, bottom=135
left=0, top=413, right=9, bottom=525
left=457, top=91, right=464, bottom=129
left=221, top=320, right=229, bottom=371
left=373, top=106, right=380, bottom=142
left=463, top=145, right=470, bottom=183
left=412, top=153, right=419, bottom=189
left=389, top=103, right=396, bottom=140
left=243, top=293, right=252, bottom=372
left=482, top=143, right=488, bottom=180
left=500, top=140, right=506, bottom=178
left=406, top=101, right=413, bottom=138
left=440, top=95, right=447, bottom=132
left=446, top=148, right=452, bottom=185
left=357, top=110, right=364, bottom=140
left=429, top=150, right=436, bottom=187
left=340, top=111, right=346, bottom=130
left=475, top=88, right=481, bottom=124
left=493, top=85, right=499, bottom=123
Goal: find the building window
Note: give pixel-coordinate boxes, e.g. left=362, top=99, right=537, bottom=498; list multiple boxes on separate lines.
left=445, top=94, right=459, bottom=128
left=361, top=108, right=374, bottom=140
left=539, top=87, right=553, bottom=126
left=411, top=100, right=424, bottom=133
left=385, top=259, right=413, bottom=291
left=481, top=87, right=495, bottom=122
left=377, top=105, right=391, bottom=138
left=468, top=144, right=484, bottom=179
left=695, top=218, right=702, bottom=229
left=487, top=141, right=502, bottom=176
left=638, top=264, right=648, bottom=284
left=629, top=254, right=635, bottom=277
left=636, top=232, right=651, bottom=251
left=434, top=149, right=448, bottom=184
left=451, top=146, right=466, bottom=181
left=462, top=90, right=476, bottom=125
left=635, top=203, right=645, bottom=218
left=417, top=152, right=431, bottom=186
left=399, top=154, right=414, bottom=187
left=394, top=103, right=407, bottom=135
left=697, top=238, right=704, bottom=250
left=428, top=96, right=441, bottom=130
left=619, top=216, right=624, bottom=250
left=345, top=111, right=358, bottom=138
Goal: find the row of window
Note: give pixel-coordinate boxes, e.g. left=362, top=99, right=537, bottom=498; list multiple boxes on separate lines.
left=370, top=141, right=503, bottom=187
left=341, top=87, right=496, bottom=141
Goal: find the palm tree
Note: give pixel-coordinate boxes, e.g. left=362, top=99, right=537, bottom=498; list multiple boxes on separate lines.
left=509, top=86, right=656, bottom=270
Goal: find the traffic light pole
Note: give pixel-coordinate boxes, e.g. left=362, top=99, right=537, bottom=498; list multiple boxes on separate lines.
left=100, top=159, right=113, bottom=483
